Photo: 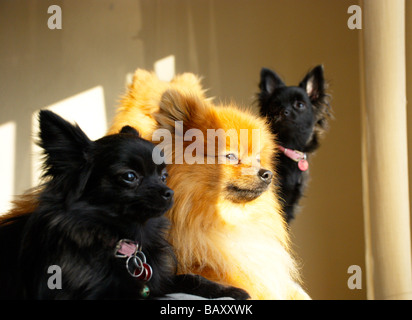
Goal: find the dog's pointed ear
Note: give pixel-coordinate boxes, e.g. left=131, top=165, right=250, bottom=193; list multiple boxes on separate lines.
left=38, top=110, right=92, bottom=180
left=120, top=125, right=140, bottom=137
left=299, top=65, right=325, bottom=103
left=156, top=89, right=207, bottom=133
left=259, top=68, right=285, bottom=95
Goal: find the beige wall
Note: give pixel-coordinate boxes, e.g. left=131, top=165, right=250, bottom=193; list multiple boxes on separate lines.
left=0, top=0, right=378, bottom=299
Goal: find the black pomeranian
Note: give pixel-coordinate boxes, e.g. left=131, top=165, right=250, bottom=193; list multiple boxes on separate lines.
left=258, top=66, right=331, bottom=224
left=0, top=110, right=249, bottom=300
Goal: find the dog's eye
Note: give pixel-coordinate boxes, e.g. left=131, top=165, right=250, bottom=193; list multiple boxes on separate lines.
left=122, top=171, right=138, bottom=184
left=226, top=153, right=239, bottom=164
left=160, top=171, right=168, bottom=183
left=294, top=101, right=306, bottom=110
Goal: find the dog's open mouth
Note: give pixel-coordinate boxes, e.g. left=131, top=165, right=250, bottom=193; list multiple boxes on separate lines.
left=225, top=183, right=268, bottom=203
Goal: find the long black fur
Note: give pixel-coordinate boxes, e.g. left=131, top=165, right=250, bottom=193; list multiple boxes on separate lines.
left=0, top=110, right=249, bottom=300
left=258, top=66, right=332, bottom=224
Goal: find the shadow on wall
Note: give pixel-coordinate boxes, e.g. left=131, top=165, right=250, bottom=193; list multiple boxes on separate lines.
left=0, top=0, right=143, bottom=210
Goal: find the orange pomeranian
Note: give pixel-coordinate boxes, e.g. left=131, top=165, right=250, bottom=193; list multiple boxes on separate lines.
left=108, top=69, right=310, bottom=300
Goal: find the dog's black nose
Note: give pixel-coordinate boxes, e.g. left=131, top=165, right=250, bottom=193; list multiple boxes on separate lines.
left=283, top=109, right=290, bottom=117
left=162, top=188, right=174, bottom=201
left=258, top=169, right=273, bottom=184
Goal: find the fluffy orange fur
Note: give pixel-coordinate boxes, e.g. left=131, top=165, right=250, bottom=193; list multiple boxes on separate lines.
left=108, top=69, right=310, bottom=300
left=109, top=70, right=209, bottom=140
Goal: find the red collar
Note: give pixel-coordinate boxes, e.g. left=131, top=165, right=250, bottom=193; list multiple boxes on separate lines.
left=278, top=145, right=309, bottom=172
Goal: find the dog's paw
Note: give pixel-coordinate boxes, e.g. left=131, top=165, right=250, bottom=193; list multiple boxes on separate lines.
left=219, top=286, right=250, bottom=300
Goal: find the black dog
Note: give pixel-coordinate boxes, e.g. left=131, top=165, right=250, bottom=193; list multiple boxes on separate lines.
left=258, top=66, right=331, bottom=224
left=0, top=110, right=249, bottom=300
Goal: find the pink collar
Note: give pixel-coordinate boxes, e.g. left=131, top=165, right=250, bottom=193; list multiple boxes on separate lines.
left=278, top=145, right=309, bottom=172
left=114, top=239, right=141, bottom=257
left=114, top=239, right=153, bottom=282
